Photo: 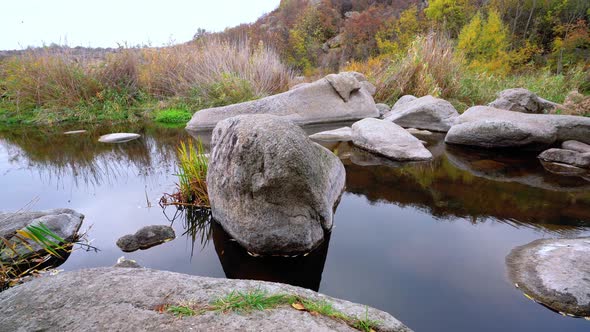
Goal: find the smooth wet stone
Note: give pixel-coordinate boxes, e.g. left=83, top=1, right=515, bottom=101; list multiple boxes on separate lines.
left=309, top=127, right=352, bottom=142
left=489, top=88, right=559, bottom=114
left=445, top=106, right=590, bottom=149
left=385, top=95, right=459, bottom=132
left=207, top=114, right=345, bottom=255
left=116, top=225, right=175, bottom=252
left=506, top=237, right=590, bottom=317
left=538, top=148, right=590, bottom=169
left=0, top=209, right=84, bottom=260
left=186, top=72, right=378, bottom=131
left=351, top=118, right=432, bottom=161
left=562, top=140, right=590, bottom=153
left=0, top=267, right=412, bottom=332
left=63, top=130, right=87, bottom=135
left=98, top=133, right=141, bottom=143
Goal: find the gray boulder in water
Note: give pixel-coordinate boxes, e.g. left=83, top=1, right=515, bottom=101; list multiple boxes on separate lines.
left=506, top=237, right=590, bottom=317
left=0, top=209, right=84, bottom=259
left=538, top=148, right=590, bottom=169
left=384, top=95, right=459, bottom=132
left=351, top=118, right=432, bottom=161
left=186, top=72, right=378, bottom=131
left=445, top=106, right=590, bottom=149
left=207, top=114, right=346, bottom=255
left=98, top=133, right=141, bottom=143
left=116, top=225, right=176, bottom=252
left=489, top=88, right=559, bottom=114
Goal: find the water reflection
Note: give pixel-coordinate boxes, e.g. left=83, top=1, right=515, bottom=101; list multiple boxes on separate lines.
left=164, top=206, right=213, bottom=257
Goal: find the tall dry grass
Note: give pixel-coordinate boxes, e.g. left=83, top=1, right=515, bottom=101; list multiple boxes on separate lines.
left=345, top=33, right=463, bottom=105
left=0, top=38, right=293, bottom=123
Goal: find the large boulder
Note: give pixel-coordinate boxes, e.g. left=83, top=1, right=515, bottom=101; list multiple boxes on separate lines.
left=207, top=114, right=346, bottom=255
left=538, top=148, right=590, bottom=169
left=391, top=95, right=417, bottom=112
left=186, top=72, right=378, bottom=131
left=0, top=267, right=412, bottom=332
left=489, top=88, right=559, bottom=114
left=445, top=106, right=590, bottom=149
left=0, top=209, right=84, bottom=259
left=384, top=95, right=459, bottom=132
left=351, top=118, right=432, bottom=161
left=116, top=225, right=176, bottom=252
left=506, top=238, right=590, bottom=317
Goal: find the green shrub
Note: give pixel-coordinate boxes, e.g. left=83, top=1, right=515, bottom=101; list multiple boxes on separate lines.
left=154, top=108, right=192, bottom=124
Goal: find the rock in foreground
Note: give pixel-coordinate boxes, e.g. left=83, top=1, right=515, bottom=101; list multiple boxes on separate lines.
left=506, top=237, right=590, bottom=317
left=116, top=225, right=176, bottom=252
left=98, top=133, right=141, bottom=143
left=489, top=88, right=559, bottom=114
left=0, top=209, right=84, bottom=259
left=0, top=268, right=411, bottom=332
left=385, top=95, right=459, bottom=132
left=186, top=72, right=378, bottom=131
left=445, top=106, right=590, bottom=149
left=351, top=118, right=432, bottom=161
left=207, top=115, right=346, bottom=255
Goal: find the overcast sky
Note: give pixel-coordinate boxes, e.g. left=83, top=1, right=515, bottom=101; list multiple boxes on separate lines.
left=1, top=0, right=281, bottom=50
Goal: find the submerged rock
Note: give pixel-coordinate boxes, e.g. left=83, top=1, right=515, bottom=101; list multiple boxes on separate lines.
left=0, top=209, right=84, bottom=259
left=445, top=106, right=590, bottom=149
left=540, top=160, right=590, bottom=179
left=489, top=88, right=559, bottom=114
left=207, top=114, right=346, bottom=255
left=98, top=133, right=141, bottom=143
left=385, top=95, right=459, bottom=132
left=309, top=127, right=352, bottom=142
left=186, top=72, right=378, bottom=131
left=538, top=148, right=590, bottom=169
left=116, top=225, right=175, bottom=252
left=0, top=267, right=412, bottom=332
left=114, top=257, right=142, bottom=268
left=63, top=130, right=87, bottom=135
left=351, top=118, right=432, bottom=161
left=506, top=237, right=590, bottom=317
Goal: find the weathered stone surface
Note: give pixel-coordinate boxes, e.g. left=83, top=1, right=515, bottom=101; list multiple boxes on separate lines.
left=376, top=103, right=391, bottom=117
left=186, top=72, right=378, bottom=131
left=391, top=95, right=417, bottom=112
left=489, top=88, right=559, bottom=114
left=445, top=106, right=590, bottom=149
left=325, top=72, right=361, bottom=101
left=538, top=148, right=590, bottom=169
left=207, top=115, right=345, bottom=255
left=562, top=140, right=590, bottom=153
left=309, top=127, right=352, bottom=142
left=98, top=133, right=141, bottom=143
left=351, top=118, right=432, bottom=161
left=0, top=209, right=84, bottom=259
left=116, top=225, right=175, bottom=252
left=506, top=237, right=590, bottom=317
left=385, top=95, right=459, bottom=132
left=0, top=268, right=412, bottom=332
left=63, top=130, right=87, bottom=135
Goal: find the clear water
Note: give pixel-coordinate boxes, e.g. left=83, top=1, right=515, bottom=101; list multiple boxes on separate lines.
left=1, top=122, right=589, bottom=332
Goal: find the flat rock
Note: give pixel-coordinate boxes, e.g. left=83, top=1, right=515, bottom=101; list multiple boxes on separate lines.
left=207, top=114, right=346, bottom=255
left=351, top=118, right=432, bottom=161
left=540, top=160, right=590, bottom=179
left=384, top=95, right=459, bottom=132
left=506, top=237, right=590, bottom=317
left=98, top=133, right=141, bottom=143
left=63, top=130, right=87, bottom=135
left=445, top=106, right=590, bottom=149
left=309, top=127, right=352, bottom=142
left=116, top=225, right=175, bottom=252
left=186, top=72, right=378, bottom=131
left=489, top=88, right=559, bottom=114
left=0, top=267, right=412, bottom=332
left=562, top=140, right=590, bottom=153
left=0, top=209, right=84, bottom=259
left=538, top=148, right=590, bottom=169
left=406, top=128, right=432, bottom=136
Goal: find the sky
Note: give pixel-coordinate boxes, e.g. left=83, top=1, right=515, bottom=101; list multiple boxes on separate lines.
left=1, top=0, right=281, bottom=50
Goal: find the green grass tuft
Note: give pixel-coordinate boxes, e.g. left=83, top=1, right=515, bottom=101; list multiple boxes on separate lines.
left=154, top=108, right=193, bottom=124
left=211, top=289, right=295, bottom=314
left=167, top=305, right=196, bottom=317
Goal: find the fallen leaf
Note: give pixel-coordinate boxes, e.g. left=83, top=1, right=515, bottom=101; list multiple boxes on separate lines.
left=291, top=302, right=305, bottom=311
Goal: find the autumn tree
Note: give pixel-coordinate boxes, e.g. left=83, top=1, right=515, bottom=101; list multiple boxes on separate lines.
left=425, top=0, right=475, bottom=37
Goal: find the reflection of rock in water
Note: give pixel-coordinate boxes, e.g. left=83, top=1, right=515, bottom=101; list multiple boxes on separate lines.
left=212, top=221, right=330, bottom=292
left=344, top=141, right=590, bottom=234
